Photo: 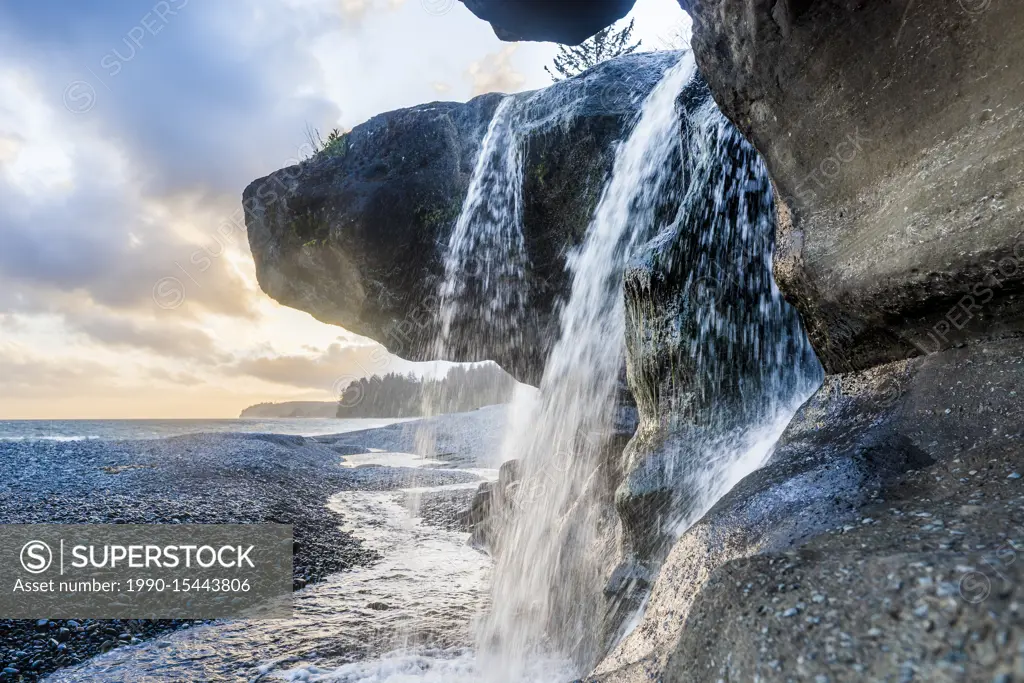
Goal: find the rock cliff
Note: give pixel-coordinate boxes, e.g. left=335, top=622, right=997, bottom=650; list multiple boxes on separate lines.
left=605, top=2, right=1024, bottom=681
left=687, top=0, right=1024, bottom=375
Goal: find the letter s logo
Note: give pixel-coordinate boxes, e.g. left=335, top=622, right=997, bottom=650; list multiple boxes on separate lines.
left=20, top=540, right=53, bottom=574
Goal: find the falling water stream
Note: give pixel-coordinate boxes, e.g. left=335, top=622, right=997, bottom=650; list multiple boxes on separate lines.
left=434, top=96, right=527, bottom=361
left=50, top=52, right=821, bottom=683
left=474, top=53, right=699, bottom=680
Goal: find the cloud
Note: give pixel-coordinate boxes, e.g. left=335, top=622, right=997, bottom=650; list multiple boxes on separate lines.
left=146, top=367, right=205, bottom=386
left=0, top=133, right=22, bottom=165
left=0, top=352, right=117, bottom=399
left=0, top=349, right=282, bottom=419
left=339, top=0, right=373, bottom=21
left=227, top=339, right=464, bottom=394
left=466, top=45, right=526, bottom=96
left=229, top=341, right=397, bottom=393
left=66, top=307, right=225, bottom=362
left=0, top=0, right=335, bottom=326
left=0, top=0, right=567, bottom=417
left=0, top=1, right=341, bottom=198
left=0, top=175, right=259, bottom=321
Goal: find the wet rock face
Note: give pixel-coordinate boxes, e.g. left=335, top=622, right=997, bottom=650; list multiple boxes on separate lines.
left=687, top=0, right=1024, bottom=374
left=665, top=342, right=1024, bottom=681
left=596, top=338, right=1024, bottom=681
left=602, top=7, right=1024, bottom=679
left=462, top=459, right=521, bottom=551
left=458, top=0, right=637, bottom=44
left=244, top=52, right=680, bottom=385
left=615, top=86, right=820, bottom=577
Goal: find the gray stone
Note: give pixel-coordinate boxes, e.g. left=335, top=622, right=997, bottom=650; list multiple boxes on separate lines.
left=595, top=338, right=1024, bottom=681
left=686, top=0, right=1024, bottom=374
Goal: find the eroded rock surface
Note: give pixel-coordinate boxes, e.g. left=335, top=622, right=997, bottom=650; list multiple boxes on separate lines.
left=600, top=4, right=1024, bottom=678
left=672, top=450, right=1024, bottom=681
left=617, top=90, right=819, bottom=570
left=667, top=346, right=1024, bottom=680
left=687, top=0, right=1024, bottom=374
left=595, top=339, right=1024, bottom=681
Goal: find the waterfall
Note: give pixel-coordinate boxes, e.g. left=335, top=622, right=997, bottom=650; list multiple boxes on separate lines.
left=588, top=94, right=822, bottom=677
left=476, top=53, right=698, bottom=680
left=613, top=94, right=824, bottom=565
left=434, top=95, right=527, bottom=365
left=415, top=95, right=527, bottom=454
left=643, top=97, right=822, bottom=531
left=424, top=49, right=819, bottom=683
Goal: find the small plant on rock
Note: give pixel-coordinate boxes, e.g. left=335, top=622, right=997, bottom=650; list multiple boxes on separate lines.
left=305, top=124, right=349, bottom=159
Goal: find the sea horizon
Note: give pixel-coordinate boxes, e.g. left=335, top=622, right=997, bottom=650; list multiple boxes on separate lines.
left=0, top=417, right=418, bottom=442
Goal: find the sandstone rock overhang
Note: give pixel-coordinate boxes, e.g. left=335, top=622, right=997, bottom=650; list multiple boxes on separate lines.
left=243, top=52, right=683, bottom=385
left=458, top=0, right=640, bottom=44
left=686, top=0, right=1024, bottom=374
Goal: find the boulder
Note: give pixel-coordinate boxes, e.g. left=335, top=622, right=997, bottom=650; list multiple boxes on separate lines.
left=465, top=466, right=515, bottom=550
left=460, top=481, right=493, bottom=526
left=665, top=345, right=1024, bottom=680
left=458, top=0, right=637, bottom=44
left=244, top=52, right=682, bottom=385
left=672, top=466, right=1024, bottom=682
left=595, top=338, right=1024, bottom=680
left=497, top=458, right=520, bottom=491
left=685, top=0, right=1024, bottom=374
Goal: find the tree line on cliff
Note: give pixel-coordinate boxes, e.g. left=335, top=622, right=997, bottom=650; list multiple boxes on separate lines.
left=336, top=363, right=517, bottom=418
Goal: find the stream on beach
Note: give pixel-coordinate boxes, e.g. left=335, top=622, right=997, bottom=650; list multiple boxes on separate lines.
left=46, top=451, right=570, bottom=683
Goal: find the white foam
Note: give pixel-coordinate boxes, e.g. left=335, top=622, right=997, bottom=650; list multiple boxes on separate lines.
left=0, top=435, right=100, bottom=442
left=340, top=452, right=445, bottom=469
left=276, top=649, right=575, bottom=683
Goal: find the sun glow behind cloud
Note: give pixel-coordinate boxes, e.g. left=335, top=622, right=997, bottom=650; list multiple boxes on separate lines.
left=0, top=0, right=687, bottom=418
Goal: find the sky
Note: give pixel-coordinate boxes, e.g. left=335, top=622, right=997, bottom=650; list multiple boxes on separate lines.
left=0, top=0, right=690, bottom=419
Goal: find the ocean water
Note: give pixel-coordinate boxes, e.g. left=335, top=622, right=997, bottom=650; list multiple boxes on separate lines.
left=0, top=418, right=416, bottom=442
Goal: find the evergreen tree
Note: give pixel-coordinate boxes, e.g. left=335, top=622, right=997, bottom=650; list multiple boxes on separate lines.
left=545, top=19, right=642, bottom=82
left=336, top=364, right=517, bottom=418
